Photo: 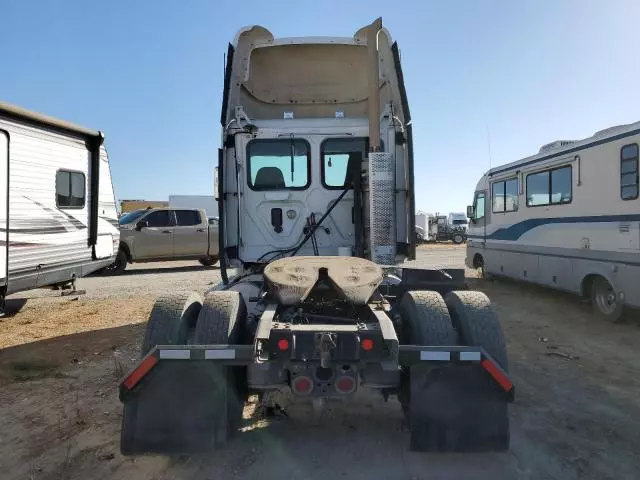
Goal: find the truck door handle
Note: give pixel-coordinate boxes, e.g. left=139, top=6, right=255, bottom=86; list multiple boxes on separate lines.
left=161, top=230, right=171, bottom=234
left=197, top=228, right=205, bottom=232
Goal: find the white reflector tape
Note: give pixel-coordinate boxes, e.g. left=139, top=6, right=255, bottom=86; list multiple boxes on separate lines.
left=459, top=351, right=481, bottom=361
left=420, top=351, right=450, bottom=361
left=205, top=349, right=236, bottom=360
left=159, top=350, right=191, bottom=360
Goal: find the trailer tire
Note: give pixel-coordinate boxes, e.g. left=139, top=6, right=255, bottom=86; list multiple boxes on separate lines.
left=193, top=291, right=248, bottom=439
left=140, top=292, right=203, bottom=356
left=444, top=291, right=508, bottom=370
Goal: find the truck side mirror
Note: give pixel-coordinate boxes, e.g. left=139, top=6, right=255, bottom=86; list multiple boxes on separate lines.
left=136, top=220, right=149, bottom=231
left=466, top=205, right=474, bottom=219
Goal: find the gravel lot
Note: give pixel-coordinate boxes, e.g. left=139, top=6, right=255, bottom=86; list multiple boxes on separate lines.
left=1, top=244, right=639, bottom=480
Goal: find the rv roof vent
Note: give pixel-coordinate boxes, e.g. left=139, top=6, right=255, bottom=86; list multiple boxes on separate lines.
left=593, top=124, right=631, bottom=138
left=538, top=140, right=577, bottom=154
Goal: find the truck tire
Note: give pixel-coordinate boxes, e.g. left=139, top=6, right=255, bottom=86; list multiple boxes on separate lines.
left=193, top=291, right=248, bottom=438
left=140, top=292, right=203, bottom=356
left=444, top=291, right=508, bottom=370
left=397, top=290, right=457, bottom=345
left=591, top=276, right=624, bottom=322
left=453, top=234, right=464, bottom=244
left=199, top=255, right=219, bottom=267
left=396, top=291, right=458, bottom=450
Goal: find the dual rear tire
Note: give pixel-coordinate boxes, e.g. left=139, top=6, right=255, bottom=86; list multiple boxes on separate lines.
left=397, top=289, right=509, bottom=452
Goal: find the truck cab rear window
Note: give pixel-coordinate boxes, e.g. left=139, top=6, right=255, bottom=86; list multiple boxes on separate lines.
left=321, top=138, right=368, bottom=189
left=56, top=170, right=85, bottom=208
left=247, top=139, right=310, bottom=190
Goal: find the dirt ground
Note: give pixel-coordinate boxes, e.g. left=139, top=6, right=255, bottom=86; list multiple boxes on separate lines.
left=1, top=246, right=639, bottom=480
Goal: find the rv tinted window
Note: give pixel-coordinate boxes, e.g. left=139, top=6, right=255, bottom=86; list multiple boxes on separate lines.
left=526, top=165, right=572, bottom=206
left=247, top=139, right=310, bottom=190
left=56, top=170, right=85, bottom=209
left=492, top=178, right=518, bottom=213
left=175, top=210, right=201, bottom=226
left=621, top=144, right=639, bottom=200
left=145, top=210, right=172, bottom=227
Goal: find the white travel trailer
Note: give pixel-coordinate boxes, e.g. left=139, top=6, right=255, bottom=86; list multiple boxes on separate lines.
left=466, top=121, right=640, bottom=321
left=0, top=102, right=119, bottom=310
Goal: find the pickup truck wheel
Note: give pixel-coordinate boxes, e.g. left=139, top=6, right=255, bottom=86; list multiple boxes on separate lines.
left=199, top=255, right=219, bottom=267
left=193, top=291, right=248, bottom=440
left=113, top=248, right=128, bottom=273
left=140, top=293, right=203, bottom=356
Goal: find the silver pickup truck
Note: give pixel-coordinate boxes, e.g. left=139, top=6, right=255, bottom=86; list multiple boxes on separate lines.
left=113, top=207, right=219, bottom=272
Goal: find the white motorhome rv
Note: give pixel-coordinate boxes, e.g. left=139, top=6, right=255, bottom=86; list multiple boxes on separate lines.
left=0, top=102, right=119, bottom=309
left=466, top=121, right=640, bottom=321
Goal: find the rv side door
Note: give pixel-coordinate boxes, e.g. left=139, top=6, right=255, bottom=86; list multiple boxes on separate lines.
left=472, top=190, right=488, bottom=241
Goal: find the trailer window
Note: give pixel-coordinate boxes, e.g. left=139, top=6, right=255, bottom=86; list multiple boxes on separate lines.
left=621, top=144, right=639, bottom=200
left=56, top=170, right=85, bottom=209
left=526, top=165, right=572, bottom=207
left=247, top=139, right=310, bottom=190
left=492, top=178, right=518, bottom=213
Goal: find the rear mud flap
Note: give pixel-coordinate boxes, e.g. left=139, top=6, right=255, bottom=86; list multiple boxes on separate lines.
left=408, top=364, right=509, bottom=452
left=121, top=361, right=234, bottom=455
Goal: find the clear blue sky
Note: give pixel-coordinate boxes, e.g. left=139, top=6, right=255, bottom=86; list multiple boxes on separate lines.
left=2, top=0, right=639, bottom=214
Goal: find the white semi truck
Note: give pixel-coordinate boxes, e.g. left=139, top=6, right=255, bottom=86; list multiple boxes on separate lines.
left=119, top=19, right=513, bottom=455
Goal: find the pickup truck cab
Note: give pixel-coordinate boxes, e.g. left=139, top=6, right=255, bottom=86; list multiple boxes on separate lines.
left=114, top=207, right=219, bottom=272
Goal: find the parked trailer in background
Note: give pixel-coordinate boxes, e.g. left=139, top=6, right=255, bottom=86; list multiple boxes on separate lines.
left=0, top=102, right=119, bottom=311
left=466, top=121, right=640, bottom=322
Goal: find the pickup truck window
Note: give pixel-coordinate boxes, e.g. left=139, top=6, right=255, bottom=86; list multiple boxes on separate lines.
left=175, top=210, right=201, bottom=226
left=247, top=139, right=311, bottom=190
left=145, top=210, right=172, bottom=227
left=119, top=209, right=146, bottom=225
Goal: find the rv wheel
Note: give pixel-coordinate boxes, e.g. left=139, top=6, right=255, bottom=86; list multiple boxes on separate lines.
left=591, top=277, right=624, bottom=322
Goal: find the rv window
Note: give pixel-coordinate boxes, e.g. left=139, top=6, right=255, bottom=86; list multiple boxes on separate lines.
left=474, top=192, right=486, bottom=222
left=526, top=165, right=572, bottom=207
left=621, top=144, right=639, bottom=200
left=492, top=178, right=518, bottom=213
left=56, top=170, right=85, bottom=209
left=321, top=138, right=373, bottom=189
left=247, top=139, right=310, bottom=190
left=145, top=210, right=172, bottom=228
left=175, top=210, right=201, bottom=226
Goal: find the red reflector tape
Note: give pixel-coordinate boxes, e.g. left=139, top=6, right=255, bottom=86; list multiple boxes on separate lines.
left=123, top=355, right=158, bottom=390
left=481, top=359, right=513, bottom=393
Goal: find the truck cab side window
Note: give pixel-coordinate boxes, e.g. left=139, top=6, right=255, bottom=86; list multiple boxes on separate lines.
left=175, top=210, right=201, bottom=226
left=145, top=210, right=171, bottom=228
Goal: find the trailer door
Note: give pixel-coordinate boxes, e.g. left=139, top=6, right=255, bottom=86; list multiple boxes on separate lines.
left=0, top=131, right=8, bottom=288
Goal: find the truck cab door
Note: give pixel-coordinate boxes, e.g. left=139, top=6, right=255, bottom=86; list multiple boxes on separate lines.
left=173, top=209, right=208, bottom=257
left=133, top=209, right=174, bottom=259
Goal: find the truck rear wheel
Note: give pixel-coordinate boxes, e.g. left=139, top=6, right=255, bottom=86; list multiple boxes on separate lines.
left=140, top=292, right=203, bottom=356
left=443, top=290, right=510, bottom=451
left=444, top=291, right=508, bottom=370
left=396, top=291, right=458, bottom=450
left=193, top=291, right=248, bottom=441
